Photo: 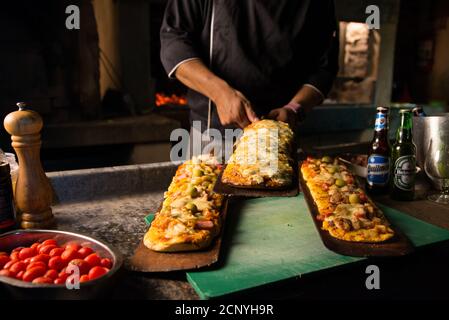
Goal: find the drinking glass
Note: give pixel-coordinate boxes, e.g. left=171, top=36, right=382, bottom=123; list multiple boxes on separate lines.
left=425, top=139, right=449, bottom=204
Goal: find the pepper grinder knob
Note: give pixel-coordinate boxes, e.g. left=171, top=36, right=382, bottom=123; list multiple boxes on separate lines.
left=3, top=102, right=54, bottom=229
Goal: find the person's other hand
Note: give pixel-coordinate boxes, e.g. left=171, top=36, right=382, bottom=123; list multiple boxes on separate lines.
left=267, top=107, right=297, bottom=129
left=214, top=86, right=259, bottom=128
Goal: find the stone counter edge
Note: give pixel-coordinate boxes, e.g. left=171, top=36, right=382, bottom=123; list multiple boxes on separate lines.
left=47, top=161, right=180, bottom=204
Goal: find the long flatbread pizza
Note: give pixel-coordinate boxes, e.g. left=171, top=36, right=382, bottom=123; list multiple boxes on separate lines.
left=222, top=119, right=294, bottom=188
left=144, top=155, right=225, bottom=252
left=301, top=156, right=394, bottom=242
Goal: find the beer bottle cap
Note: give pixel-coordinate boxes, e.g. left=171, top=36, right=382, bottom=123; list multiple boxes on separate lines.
left=376, top=106, right=389, bottom=112
left=399, top=109, right=412, bottom=113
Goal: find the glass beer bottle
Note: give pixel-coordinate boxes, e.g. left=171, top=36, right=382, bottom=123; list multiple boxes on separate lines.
left=391, top=109, right=416, bottom=200
left=366, top=107, right=390, bottom=194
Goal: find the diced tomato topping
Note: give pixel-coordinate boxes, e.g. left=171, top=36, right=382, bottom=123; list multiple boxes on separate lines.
left=359, top=193, right=367, bottom=202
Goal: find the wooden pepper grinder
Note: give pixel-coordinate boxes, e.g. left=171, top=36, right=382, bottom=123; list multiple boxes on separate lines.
left=3, top=102, right=54, bottom=229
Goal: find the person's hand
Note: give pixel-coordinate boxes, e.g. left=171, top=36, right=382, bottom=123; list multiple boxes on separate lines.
left=267, top=107, right=297, bottom=129
left=214, top=86, right=259, bottom=128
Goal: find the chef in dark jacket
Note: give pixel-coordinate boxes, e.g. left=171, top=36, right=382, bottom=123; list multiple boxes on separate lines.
left=160, top=0, right=339, bottom=131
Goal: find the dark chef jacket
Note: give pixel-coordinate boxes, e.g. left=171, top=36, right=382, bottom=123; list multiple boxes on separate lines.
left=160, top=0, right=339, bottom=131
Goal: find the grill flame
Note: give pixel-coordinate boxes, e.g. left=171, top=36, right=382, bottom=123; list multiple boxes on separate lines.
left=155, top=93, right=187, bottom=107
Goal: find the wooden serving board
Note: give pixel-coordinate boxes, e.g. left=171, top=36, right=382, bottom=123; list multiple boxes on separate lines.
left=129, top=200, right=228, bottom=272
left=213, top=163, right=299, bottom=197
left=298, top=167, right=414, bottom=257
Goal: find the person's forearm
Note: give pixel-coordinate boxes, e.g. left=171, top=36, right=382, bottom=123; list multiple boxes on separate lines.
left=290, top=85, right=324, bottom=113
left=175, top=58, right=258, bottom=127
left=175, top=59, right=230, bottom=103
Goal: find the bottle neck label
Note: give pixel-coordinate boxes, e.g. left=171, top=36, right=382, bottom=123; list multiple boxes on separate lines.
left=367, top=154, right=390, bottom=186
left=374, top=113, right=388, bottom=131
left=394, top=155, right=416, bottom=191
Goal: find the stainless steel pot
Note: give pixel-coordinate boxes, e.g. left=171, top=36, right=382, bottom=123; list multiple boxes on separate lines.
left=413, top=113, right=449, bottom=190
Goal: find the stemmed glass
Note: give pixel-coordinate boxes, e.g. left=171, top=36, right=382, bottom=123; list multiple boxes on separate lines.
left=425, top=139, right=449, bottom=204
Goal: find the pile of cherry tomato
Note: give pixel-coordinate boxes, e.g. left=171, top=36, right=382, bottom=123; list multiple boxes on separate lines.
left=0, top=239, right=113, bottom=285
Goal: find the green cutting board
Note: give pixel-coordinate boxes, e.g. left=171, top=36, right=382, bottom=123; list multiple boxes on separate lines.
left=186, top=195, right=449, bottom=299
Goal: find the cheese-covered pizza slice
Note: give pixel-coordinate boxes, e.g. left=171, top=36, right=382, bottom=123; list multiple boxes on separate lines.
left=301, top=156, right=394, bottom=243
left=322, top=202, right=394, bottom=242
left=144, top=155, right=225, bottom=252
left=222, top=120, right=294, bottom=188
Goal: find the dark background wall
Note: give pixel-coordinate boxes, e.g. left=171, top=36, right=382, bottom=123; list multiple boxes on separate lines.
left=1, top=0, right=448, bottom=171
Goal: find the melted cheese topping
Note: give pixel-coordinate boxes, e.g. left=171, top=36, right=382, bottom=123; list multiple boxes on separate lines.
left=301, top=156, right=394, bottom=240
left=226, top=120, right=294, bottom=185
left=148, top=155, right=223, bottom=239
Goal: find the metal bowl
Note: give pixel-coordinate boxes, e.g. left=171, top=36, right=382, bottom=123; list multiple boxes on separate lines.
left=0, top=229, right=123, bottom=299
left=338, top=154, right=368, bottom=178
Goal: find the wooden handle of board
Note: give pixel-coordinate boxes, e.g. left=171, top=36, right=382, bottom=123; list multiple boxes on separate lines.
left=3, top=102, right=54, bottom=229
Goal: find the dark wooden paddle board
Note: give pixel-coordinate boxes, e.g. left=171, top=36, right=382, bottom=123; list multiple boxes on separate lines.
left=129, top=200, right=228, bottom=272
left=298, top=163, right=414, bottom=257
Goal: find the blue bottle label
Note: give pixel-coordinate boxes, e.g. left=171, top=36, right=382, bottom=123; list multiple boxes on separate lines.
left=367, top=154, right=390, bottom=186
left=374, top=113, right=387, bottom=131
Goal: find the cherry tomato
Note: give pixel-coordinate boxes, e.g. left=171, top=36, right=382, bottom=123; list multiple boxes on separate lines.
left=32, top=276, right=53, bottom=284
left=39, top=244, right=57, bottom=255
left=3, top=260, right=16, bottom=270
left=23, top=266, right=46, bottom=282
left=68, top=259, right=90, bottom=275
left=30, top=254, right=50, bottom=264
left=15, top=270, right=24, bottom=280
left=44, top=269, right=58, bottom=280
left=61, top=249, right=79, bottom=262
left=49, top=247, right=64, bottom=257
left=10, top=251, right=19, bottom=261
left=23, top=257, right=32, bottom=264
left=0, top=251, right=7, bottom=256
left=0, top=269, right=15, bottom=277
left=18, top=247, right=37, bottom=260
left=65, top=243, right=81, bottom=251
left=88, top=266, right=109, bottom=280
left=30, top=242, right=40, bottom=250
left=0, top=255, right=10, bottom=269
left=54, top=277, right=66, bottom=285
left=100, top=258, right=113, bottom=269
left=79, top=274, right=90, bottom=283
left=41, top=239, right=58, bottom=247
left=27, top=261, right=47, bottom=271
left=48, top=256, right=65, bottom=271
left=84, top=253, right=101, bottom=267
left=10, top=261, right=27, bottom=274
left=12, top=246, right=24, bottom=253
left=77, top=247, right=93, bottom=259
left=58, top=268, right=68, bottom=280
